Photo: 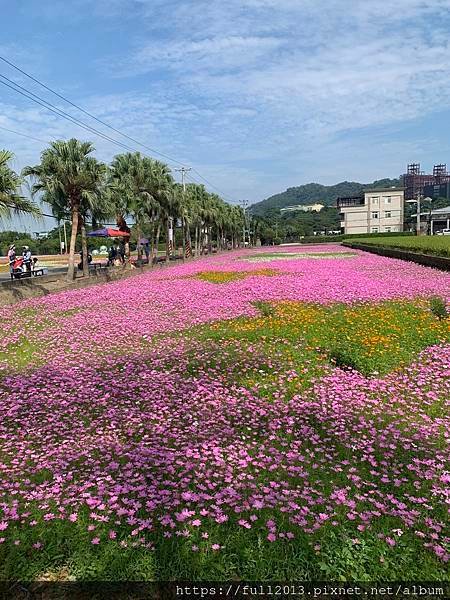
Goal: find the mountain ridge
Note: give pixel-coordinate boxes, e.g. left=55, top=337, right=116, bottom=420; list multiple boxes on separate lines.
left=250, top=178, right=401, bottom=216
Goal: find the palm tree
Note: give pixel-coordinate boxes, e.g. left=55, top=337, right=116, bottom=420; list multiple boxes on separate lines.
left=0, top=150, right=41, bottom=219
left=107, top=153, right=174, bottom=265
left=23, top=139, right=106, bottom=281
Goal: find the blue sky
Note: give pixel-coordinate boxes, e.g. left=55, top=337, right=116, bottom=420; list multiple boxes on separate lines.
left=2, top=0, right=450, bottom=231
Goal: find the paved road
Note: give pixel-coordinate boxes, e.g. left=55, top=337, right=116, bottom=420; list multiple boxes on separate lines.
left=0, top=266, right=68, bottom=282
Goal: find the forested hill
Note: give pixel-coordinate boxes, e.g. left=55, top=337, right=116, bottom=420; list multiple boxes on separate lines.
left=250, top=178, right=401, bottom=216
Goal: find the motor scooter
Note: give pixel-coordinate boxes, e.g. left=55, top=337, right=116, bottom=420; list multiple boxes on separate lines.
left=12, top=256, right=32, bottom=279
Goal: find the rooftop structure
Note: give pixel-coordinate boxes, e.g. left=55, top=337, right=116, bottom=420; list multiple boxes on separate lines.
left=402, top=163, right=450, bottom=200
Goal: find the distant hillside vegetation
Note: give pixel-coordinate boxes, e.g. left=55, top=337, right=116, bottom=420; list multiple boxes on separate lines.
left=251, top=178, right=401, bottom=217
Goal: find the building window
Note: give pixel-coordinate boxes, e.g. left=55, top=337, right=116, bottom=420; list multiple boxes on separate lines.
left=371, top=212, right=379, bottom=219
left=371, top=227, right=379, bottom=233
left=385, top=211, right=391, bottom=218
left=385, top=226, right=391, bottom=232
left=371, top=197, right=379, bottom=205
left=385, top=197, right=392, bottom=204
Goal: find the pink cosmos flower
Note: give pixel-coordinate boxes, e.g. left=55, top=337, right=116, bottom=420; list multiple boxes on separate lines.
left=385, top=537, right=396, bottom=547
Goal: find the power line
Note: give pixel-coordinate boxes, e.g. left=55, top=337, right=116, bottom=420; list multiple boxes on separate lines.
left=184, top=171, right=240, bottom=205
left=0, top=200, right=119, bottom=227
left=0, top=121, right=239, bottom=206
left=0, top=54, right=185, bottom=168
left=0, top=124, right=49, bottom=145
left=0, top=74, right=136, bottom=153
left=190, top=168, right=234, bottom=202
left=0, top=54, right=237, bottom=202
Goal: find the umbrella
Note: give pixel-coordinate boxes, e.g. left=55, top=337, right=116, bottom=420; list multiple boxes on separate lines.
left=138, top=238, right=149, bottom=245
left=87, top=228, right=130, bottom=238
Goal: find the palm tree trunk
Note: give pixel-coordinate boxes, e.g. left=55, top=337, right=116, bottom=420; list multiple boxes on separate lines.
left=194, top=225, right=199, bottom=257
left=202, top=227, right=207, bottom=254
left=154, top=221, right=161, bottom=263
left=186, top=221, right=192, bottom=259
left=66, top=205, right=79, bottom=282
left=165, top=219, right=170, bottom=263
left=81, top=217, right=89, bottom=278
left=136, top=221, right=142, bottom=264
left=181, top=217, right=186, bottom=262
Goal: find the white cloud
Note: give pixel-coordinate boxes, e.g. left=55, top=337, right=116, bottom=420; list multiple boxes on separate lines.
left=2, top=0, right=450, bottom=208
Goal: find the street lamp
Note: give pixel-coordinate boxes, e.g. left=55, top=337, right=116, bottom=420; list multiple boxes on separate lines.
left=406, top=194, right=432, bottom=235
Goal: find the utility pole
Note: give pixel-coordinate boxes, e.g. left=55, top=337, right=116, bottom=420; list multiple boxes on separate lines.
left=416, top=191, right=422, bottom=236
left=407, top=192, right=432, bottom=236
left=175, top=167, right=192, bottom=259
left=240, top=200, right=249, bottom=247
left=175, top=166, right=192, bottom=193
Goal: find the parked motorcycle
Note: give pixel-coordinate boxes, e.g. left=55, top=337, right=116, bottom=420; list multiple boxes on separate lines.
left=11, top=257, right=32, bottom=279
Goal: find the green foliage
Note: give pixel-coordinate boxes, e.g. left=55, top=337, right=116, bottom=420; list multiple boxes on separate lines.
left=349, top=235, right=450, bottom=257
left=0, top=150, right=41, bottom=218
left=251, top=300, right=276, bottom=317
left=429, top=296, right=448, bottom=320
left=250, top=178, right=402, bottom=243
left=298, top=232, right=414, bottom=245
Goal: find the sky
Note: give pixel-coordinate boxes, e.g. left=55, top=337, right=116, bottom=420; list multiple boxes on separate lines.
left=1, top=0, right=450, bottom=232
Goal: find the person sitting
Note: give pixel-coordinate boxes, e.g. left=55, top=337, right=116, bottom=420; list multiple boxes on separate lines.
left=77, top=251, right=93, bottom=270
left=32, top=257, right=39, bottom=274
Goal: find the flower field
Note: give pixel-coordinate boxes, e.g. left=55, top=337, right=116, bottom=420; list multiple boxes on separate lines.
left=0, top=245, right=449, bottom=581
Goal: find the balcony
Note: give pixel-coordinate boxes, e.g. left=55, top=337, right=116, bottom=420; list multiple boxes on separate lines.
left=336, top=196, right=365, bottom=208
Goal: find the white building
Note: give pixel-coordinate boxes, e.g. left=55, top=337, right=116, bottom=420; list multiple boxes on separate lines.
left=280, top=203, right=324, bottom=213
left=412, top=205, right=450, bottom=234
left=337, top=188, right=405, bottom=235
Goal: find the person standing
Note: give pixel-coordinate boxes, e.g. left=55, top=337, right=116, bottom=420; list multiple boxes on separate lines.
left=7, top=244, right=16, bottom=280
left=142, top=241, right=150, bottom=263
left=22, top=246, right=32, bottom=274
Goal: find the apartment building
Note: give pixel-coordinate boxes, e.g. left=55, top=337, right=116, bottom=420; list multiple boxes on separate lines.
left=337, top=188, right=405, bottom=235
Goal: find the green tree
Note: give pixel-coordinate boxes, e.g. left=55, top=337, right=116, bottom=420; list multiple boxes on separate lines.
left=0, top=150, right=41, bottom=219
left=107, top=152, right=174, bottom=264
left=23, top=139, right=106, bottom=281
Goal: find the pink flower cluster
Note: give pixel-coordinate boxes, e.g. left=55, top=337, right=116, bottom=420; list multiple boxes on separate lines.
left=0, top=246, right=448, bottom=562
left=0, top=246, right=448, bottom=366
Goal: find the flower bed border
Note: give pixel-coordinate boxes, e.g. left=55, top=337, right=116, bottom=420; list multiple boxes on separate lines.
left=342, top=241, right=450, bottom=271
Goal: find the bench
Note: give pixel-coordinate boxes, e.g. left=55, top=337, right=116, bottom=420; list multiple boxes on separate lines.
left=89, top=263, right=107, bottom=274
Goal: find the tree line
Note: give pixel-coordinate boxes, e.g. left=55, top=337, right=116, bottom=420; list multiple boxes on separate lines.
left=1, top=139, right=247, bottom=280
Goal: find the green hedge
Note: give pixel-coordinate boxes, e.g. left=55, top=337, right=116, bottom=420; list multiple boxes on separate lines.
left=299, top=231, right=414, bottom=244
left=347, top=235, right=450, bottom=257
